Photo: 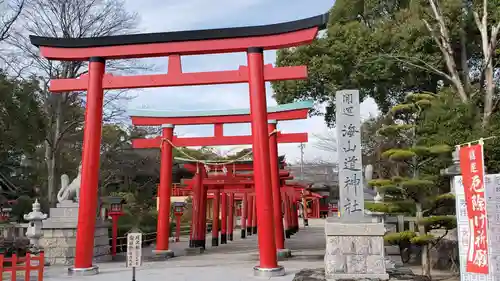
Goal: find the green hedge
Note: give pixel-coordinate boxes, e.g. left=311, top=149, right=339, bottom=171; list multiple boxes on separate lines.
left=0, top=237, right=30, bottom=266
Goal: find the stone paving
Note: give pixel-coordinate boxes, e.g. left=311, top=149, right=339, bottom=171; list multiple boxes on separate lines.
left=41, top=219, right=327, bottom=281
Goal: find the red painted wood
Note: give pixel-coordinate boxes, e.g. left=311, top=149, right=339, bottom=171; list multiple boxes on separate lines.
left=183, top=162, right=284, bottom=171
left=39, top=28, right=319, bottom=60
left=156, top=125, right=174, bottom=252
left=182, top=167, right=290, bottom=177
left=49, top=64, right=307, bottom=92
left=182, top=178, right=255, bottom=185
left=132, top=132, right=307, bottom=148
left=131, top=107, right=308, bottom=126
left=74, top=59, right=105, bottom=269
left=268, top=121, right=285, bottom=250
left=214, top=123, right=224, bottom=137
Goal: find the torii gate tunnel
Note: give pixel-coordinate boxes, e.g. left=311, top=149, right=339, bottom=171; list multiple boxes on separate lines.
left=29, top=12, right=328, bottom=277
left=130, top=100, right=311, bottom=266
left=178, top=162, right=303, bottom=244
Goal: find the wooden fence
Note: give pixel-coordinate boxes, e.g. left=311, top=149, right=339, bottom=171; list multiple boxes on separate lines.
left=384, top=215, right=418, bottom=232
left=0, top=252, right=45, bottom=281
left=0, top=224, right=26, bottom=240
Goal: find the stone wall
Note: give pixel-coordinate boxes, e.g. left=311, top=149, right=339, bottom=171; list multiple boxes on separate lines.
left=324, top=218, right=389, bottom=280
left=40, top=226, right=111, bottom=266
left=39, top=200, right=111, bottom=266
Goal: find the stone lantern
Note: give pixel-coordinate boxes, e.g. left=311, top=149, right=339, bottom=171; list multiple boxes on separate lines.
left=102, top=196, right=125, bottom=258
left=440, top=147, right=461, bottom=193
left=0, top=207, right=12, bottom=222
left=172, top=202, right=186, bottom=242
left=23, top=199, right=48, bottom=253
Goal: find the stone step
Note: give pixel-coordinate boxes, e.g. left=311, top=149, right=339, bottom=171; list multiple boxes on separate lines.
left=48, top=206, right=79, bottom=219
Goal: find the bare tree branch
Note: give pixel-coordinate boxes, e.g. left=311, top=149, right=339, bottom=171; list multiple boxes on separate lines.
left=5, top=0, right=144, bottom=206
left=379, top=53, right=453, bottom=81
left=471, top=0, right=499, bottom=127
left=422, top=1, right=468, bottom=102
left=0, top=0, right=24, bottom=42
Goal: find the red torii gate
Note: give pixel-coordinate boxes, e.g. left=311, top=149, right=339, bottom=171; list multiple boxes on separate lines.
left=130, top=101, right=311, bottom=259
left=171, top=166, right=306, bottom=242
left=30, top=12, right=328, bottom=276
left=180, top=165, right=298, bottom=247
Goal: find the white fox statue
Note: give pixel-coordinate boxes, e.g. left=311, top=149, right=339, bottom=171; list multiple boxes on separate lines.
left=57, top=164, right=82, bottom=203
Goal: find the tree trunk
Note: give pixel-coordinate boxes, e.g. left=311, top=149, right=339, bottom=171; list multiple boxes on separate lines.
left=416, top=202, right=431, bottom=277
left=482, top=60, right=494, bottom=128
left=44, top=141, right=56, bottom=206
left=425, top=0, right=468, bottom=103
left=473, top=0, right=500, bottom=129
left=44, top=95, right=63, bottom=207
left=459, top=9, right=470, bottom=93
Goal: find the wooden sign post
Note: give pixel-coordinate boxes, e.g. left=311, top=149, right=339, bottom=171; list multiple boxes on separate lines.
left=127, top=229, right=143, bottom=281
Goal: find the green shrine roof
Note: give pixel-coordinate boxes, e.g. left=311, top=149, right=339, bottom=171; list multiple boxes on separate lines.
left=128, top=100, right=314, bottom=118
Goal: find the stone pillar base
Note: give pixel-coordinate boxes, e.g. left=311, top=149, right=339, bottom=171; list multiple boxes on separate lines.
left=221, top=233, right=227, bottom=244
left=41, top=203, right=111, bottom=266
left=185, top=247, right=204, bottom=256
left=253, top=265, right=285, bottom=277
left=252, top=226, right=257, bottom=234
left=324, top=217, right=389, bottom=281
left=228, top=233, right=234, bottom=241
left=68, top=265, right=99, bottom=276
left=247, top=227, right=252, bottom=236
left=211, top=237, right=219, bottom=247
left=277, top=248, right=292, bottom=260
left=326, top=273, right=389, bottom=280
left=241, top=229, right=246, bottom=239
left=285, top=229, right=291, bottom=239
left=151, top=249, right=174, bottom=260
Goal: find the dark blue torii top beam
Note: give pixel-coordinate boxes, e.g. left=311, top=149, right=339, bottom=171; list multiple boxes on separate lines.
left=29, top=13, right=329, bottom=48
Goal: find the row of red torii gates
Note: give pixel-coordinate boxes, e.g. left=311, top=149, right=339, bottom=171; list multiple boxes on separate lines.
left=129, top=100, right=322, bottom=256
left=177, top=159, right=322, bottom=247
left=29, top=10, right=329, bottom=277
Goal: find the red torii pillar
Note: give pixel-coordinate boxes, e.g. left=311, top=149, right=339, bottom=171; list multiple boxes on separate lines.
left=73, top=58, right=105, bottom=274
left=247, top=48, right=280, bottom=273
left=283, top=192, right=291, bottom=239
left=200, top=177, right=209, bottom=249
left=251, top=194, right=257, bottom=234
left=228, top=192, right=235, bottom=241
left=153, top=124, right=175, bottom=259
left=221, top=192, right=228, bottom=244
left=268, top=120, right=289, bottom=258
left=247, top=194, right=254, bottom=236
left=190, top=167, right=206, bottom=250
left=212, top=188, right=221, bottom=246
left=292, top=201, right=299, bottom=233
left=241, top=192, right=248, bottom=238
left=286, top=191, right=297, bottom=236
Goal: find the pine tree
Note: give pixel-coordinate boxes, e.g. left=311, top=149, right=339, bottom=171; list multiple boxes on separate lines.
left=366, top=92, right=456, bottom=277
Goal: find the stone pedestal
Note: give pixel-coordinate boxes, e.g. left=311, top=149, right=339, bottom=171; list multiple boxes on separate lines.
left=39, top=201, right=111, bottom=265
left=324, top=217, right=389, bottom=280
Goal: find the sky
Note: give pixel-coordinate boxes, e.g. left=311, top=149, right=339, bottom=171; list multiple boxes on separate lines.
left=122, top=0, right=379, bottom=163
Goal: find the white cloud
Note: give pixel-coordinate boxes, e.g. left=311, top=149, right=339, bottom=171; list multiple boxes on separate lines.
left=123, top=0, right=379, bottom=163
left=125, top=0, right=266, bottom=32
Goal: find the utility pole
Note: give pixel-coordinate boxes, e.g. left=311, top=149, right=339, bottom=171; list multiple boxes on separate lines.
left=297, top=143, right=308, bottom=226
left=298, top=143, right=305, bottom=180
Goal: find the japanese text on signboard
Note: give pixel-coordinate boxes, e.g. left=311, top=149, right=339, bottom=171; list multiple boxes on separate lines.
left=459, top=144, right=489, bottom=274
left=336, top=90, right=364, bottom=217
left=126, top=232, right=142, bottom=268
